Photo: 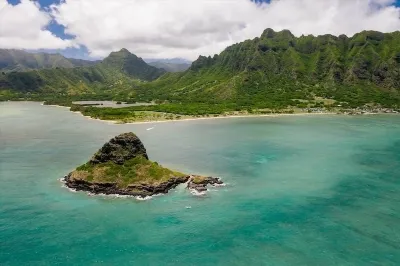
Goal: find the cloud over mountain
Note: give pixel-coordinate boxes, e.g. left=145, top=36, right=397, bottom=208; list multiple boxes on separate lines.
left=50, top=0, right=400, bottom=59
left=1, top=0, right=399, bottom=59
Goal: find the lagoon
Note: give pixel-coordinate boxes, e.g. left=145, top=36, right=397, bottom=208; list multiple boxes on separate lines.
left=72, top=100, right=155, bottom=108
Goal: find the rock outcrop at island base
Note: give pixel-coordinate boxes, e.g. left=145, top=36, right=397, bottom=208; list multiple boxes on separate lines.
left=64, top=174, right=224, bottom=197
left=187, top=176, right=224, bottom=192
left=63, top=132, right=224, bottom=198
left=64, top=173, right=191, bottom=197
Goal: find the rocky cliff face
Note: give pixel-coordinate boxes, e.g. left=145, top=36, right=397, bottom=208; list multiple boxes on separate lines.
left=65, top=174, right=191, bottom=197
left=90, top=132, right=148, bottom=165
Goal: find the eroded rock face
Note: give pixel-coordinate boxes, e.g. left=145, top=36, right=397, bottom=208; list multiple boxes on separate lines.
left=90, top=132, right=148, bottom=165
left=64, top=173, right=190, bottom=197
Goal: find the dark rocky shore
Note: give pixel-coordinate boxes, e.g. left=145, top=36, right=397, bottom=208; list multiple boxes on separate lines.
left=63, top=132, right=223, bottom=198
left=64, top=174, right=190, bottom=197
left=64, top=174, right=223, bottom=197
left=187, top=176, right=224, bottom=192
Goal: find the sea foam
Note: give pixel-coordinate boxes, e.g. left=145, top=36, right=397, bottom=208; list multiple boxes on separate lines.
left=189, top=189, right=207, bottom=196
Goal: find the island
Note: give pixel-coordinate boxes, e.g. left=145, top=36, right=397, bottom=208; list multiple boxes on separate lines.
left=63, top=132, right=223, bottom=197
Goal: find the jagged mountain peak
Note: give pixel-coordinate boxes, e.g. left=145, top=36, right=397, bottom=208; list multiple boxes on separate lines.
left=261, top=28, right=294, bottom=39
left=101, top=49, right=165, bottom=81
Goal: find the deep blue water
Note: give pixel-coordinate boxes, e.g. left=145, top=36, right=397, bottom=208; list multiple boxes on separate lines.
left=1, top=102, right=400, bottom=265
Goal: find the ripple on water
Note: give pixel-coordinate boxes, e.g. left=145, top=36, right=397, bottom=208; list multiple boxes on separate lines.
left=1, top=102, right=400, bottom=265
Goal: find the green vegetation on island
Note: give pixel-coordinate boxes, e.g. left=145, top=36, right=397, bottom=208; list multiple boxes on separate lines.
left=73, top=155, right=185, bottom=188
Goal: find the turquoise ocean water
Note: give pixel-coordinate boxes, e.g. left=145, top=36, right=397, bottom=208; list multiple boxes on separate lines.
left=1, top=102, right=400, bottom=265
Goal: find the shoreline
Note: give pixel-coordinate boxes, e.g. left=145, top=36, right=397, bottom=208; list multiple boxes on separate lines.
left=122, top=112, right=335, bottom=125
left=66, top=106, right=337, bottom=125
left=17, top=101, right=400, bottom=125
left=63, top=172, right=224, bottom=199
left=61, top=106, right=394, bottom=125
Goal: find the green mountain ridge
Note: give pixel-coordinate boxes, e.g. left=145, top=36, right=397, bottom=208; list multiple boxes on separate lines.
left=1, top=29, right=400, bottom=108
left=0, top=49, right=99, bottom=72
left=100, top=48, right=166, bottom=80
left=0, top=48, right=165, bottom=96
left=135, top=29, right=400, bottom=107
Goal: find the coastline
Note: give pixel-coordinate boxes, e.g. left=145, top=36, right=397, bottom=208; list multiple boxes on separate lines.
left=122, top=112, right=335, bottom=125
left=58, top=105, right=395, bottom=125
left=65, top=106, right=337, bottom=125
left=63, top=171, right=224, bottom=199
left=18, top=101, right=400, bottom=125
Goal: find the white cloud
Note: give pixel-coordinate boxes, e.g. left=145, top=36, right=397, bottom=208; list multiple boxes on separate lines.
left=0, top=0, right=72, bottom=50
left=51, top=0, right=400, bottom=60
left=2, top=0, right=400, bottom=60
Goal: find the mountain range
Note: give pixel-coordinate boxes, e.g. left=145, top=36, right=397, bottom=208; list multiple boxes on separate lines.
left=0, top=48, right=165, bottom=95
left=144, top=58, right=192, bottom=64
left=144, top=58, right=191, bottom=72
left=147, top=61, right=191, bottom=72
left=1, top=29, right=400, bottom=107
left=0, top=49, right=99, bottom=72
left=137, top=29, right=400, bottom=107
left=0, top=49, right=190, bottom=73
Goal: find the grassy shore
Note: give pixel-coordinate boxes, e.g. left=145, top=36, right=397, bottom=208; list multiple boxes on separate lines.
left=33, top=100, right=400, bottom=124
left=71, top=108, right=337, bottom=125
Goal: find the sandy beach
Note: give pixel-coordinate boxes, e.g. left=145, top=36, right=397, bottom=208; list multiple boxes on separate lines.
left=39, top=102, right=395, bottom=125
left=62, top=105, right=336, bottom=125
left=123, top=112, right=335, bottom=125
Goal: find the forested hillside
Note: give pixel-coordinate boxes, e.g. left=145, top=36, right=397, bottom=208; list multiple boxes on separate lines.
left=0, top=49, right=165, bottom=97
left=0, top=49, right=98, bottom=72
left=135, top=29, right=400, bottom=108
left=1, top=29, right=400, bottom=108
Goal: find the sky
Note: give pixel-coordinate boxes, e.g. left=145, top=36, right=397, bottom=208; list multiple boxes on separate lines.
left=1, top=0, right=400, bottom=60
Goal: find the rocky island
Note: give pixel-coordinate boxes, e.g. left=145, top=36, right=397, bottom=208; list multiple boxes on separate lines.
left=63, top=132, right=223, bottom=198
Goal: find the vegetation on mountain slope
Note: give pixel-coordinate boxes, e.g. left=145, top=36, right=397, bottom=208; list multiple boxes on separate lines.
left=0, top=49, right=165, bottom=98
left=133, top=29, right=400, bottom=108
left=101, top=49, right=166, bottom=81
left=1, top=29, right=400, bottom=110
left=0, top=49, right=98, bottom=72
